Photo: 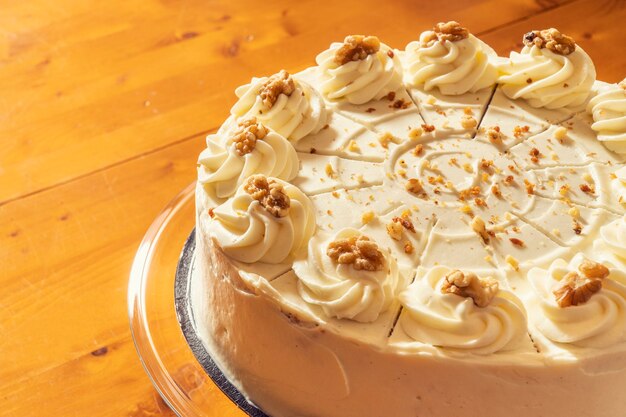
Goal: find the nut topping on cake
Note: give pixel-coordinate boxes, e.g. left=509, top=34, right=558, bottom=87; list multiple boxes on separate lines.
left=471, top=215, right=490, bottom=243
left=327, top=235, right=385, bottom=271
left=244, top=174, right=291, bottom=217
left=258, top=70, right=296, bottom=108
left=523, top=28, right=576, bottom=56
left=552, top=260, right=609, bottom=307
left=231, top=118, right=269, bottom=155
left=420, top=21, right=469, bottom=46
left=334, top=35, right=381, bottom=66
left=441, top=270, right=499, bottom=307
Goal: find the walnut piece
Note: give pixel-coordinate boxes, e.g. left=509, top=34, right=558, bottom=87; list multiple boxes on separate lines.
left=334, top=35, right=381, bottom=66
left=553, top=259, right=609, bottom=307
left=523, top=28, right=576, bottom=56
left=441, top=270, right=499, bottom=308
left=231, top=118, right=268, bottom=156
left=487, top=126, right=502, bottom=142
left=243, top=174, right=291, bottom=218
left=405, top=178, right=426, bottom=196
left=258, top=70, right=296, bottom=108
left=327, top=234, right=385, bottom=271
left=421, top=21, right=469, bottom=46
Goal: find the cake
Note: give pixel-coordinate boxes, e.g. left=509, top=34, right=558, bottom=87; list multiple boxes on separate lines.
left=191, top=23, right=626, bottom=417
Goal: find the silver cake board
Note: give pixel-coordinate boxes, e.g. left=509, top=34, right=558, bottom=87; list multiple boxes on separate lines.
left=174, top=229, right=270, bottom=417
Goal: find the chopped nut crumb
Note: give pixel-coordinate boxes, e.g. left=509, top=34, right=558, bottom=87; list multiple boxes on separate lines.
left=412, top=144, right=424, bottom=156
left=463, top=107, right=473, bottom=115
left=480, top=159, right=494, bottom=170
left=471, top=215, right=490, bottom=243
left=487, top=126, right=502, bottom=141
left=325, top=163, right=336, bottom=178
left=523, top=28, right=576, bottom=56
left=491, top=185, right=502, bottom=197
left=441, top=270, right=499, bottom=308
left=231, top=117, right=268, bottom=155
left=559, top=184, right=570, bottom=196
left=461, top=115, right=477, bottom=129
left=393, top=216, right=416, bottom=233
left=505, top=255, right=520, bottom=271
left=421, top=123, right=436, bottom=133
left=524, top=179, right=535, bottom=195
left=579, top=183, right=595, bottom=194
left=421, top=21, right=470, bottom=46
left=513, top=125, right=530, bottom=138
left=404, top=240, right=414, bottom=254
left=244, top=174, right=290, bottom=217
left=348, top=139, right=361, bottom=152
left=327, top=234, right=385, bottom=271
left=258, top=70, right=296, bottom=108
left=554, top=126, right=568, bottom=141
left=406, top=178, right=426, bottom=196
left=510, top=237, right=525, bottom=247
left=387, top=219, right=404, bottom=241
left=334, top=35, right=381, bottom=66
left=529, top=147, right=542, bottom=163
left=361, top=211, right=376, bottom=224
left=378, top=132, right=395, bottom=148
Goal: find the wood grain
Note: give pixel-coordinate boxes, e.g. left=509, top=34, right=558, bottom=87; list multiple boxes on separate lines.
left=0, top=0, right=624, bottom=415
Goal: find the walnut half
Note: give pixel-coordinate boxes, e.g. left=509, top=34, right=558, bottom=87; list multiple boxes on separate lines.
left=523, top=28, right=576, bottom=56
left=327, top=234, right=385, bottom=271
left=258, top=70, right=296, bottom=108
left=231, top=117, right=268, bottom=156
left=441, top=270, right=499, bottom=308
left=421, top=21, right=469, bottom=46
left=334, top=35, right=381, bottom=66
left=243, top=174, right=291, bottom=218
left=552, top=259, right=609, bottom=307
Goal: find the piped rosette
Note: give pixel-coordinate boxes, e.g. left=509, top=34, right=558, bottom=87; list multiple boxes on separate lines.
left=312, top=35, right=423, bottom=140
left=402, top=21, right=499, bottom=133
left=394, top=266, right=528, bottom=355
left=497, top=28, right=596, bottom=109
left=210, top=174, right=316, bottom=264
left=526, top=254, right=626, bottom=349
left=587, top=79, right=626, bottom=154
left=293, top=228, right=407, bottom=323
left=593, top=215, right=626, bottom=269
left=197, top=118, right=299, bottom=207
left=230, top=70, right=328, bottom=142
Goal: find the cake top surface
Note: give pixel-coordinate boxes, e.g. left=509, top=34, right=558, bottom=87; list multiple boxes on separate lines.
left=197, top=23, right=626, bottom=361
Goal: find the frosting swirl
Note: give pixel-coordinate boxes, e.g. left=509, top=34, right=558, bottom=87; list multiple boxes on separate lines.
left=403, top=29, right=498, bottom=94
left=316, top=35, right=403, bottom=104
left=211, top=176, right=315, bottom=264
left=594, top=215, right=626, bottom=269
left=293, top=228, right=404, bottom=323
left=399, top=266, right=528, bottom=354
left=587, top=81, right=626, bottom=154
left=613, top=166, right=626, bottom=207
left=497, top=32, right=595, bottom=109
left=230, top=70, right=327, bottom=142
left=197, top=119, right=299, bottom=204
left=527, top=254, right=626, bottom=348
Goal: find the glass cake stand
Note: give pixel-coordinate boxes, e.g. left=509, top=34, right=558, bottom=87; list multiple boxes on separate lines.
left=128, top=183, right=265, bottom=417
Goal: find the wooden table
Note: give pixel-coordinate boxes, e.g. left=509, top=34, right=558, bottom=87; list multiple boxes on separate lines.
left=1, top=0, right=624, bottom=415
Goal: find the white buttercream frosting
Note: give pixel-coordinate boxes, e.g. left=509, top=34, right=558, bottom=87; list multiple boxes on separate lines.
left=230, top=70, right=327, bottom=142
left=403, top=32, right=498, bottom=95
left=594, top=215, right=626, bottom=268
left=197, top=121, right=299, bottom=205
left=316, top=36, right=403, bottom=104
left=398, top=266, right=528, bottom=354
left=293, top=228, right=405, bottom=323
left=211, top=177, right=315, bottom=264
left=528, top=254, right=626, bottom=348
left=588, top=81, right=626, bottom=154
left=498, top=34, right=595, bottom=109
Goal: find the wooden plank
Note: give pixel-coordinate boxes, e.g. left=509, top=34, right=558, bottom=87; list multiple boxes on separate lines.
left=0, top=0, right=572, bottom=203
